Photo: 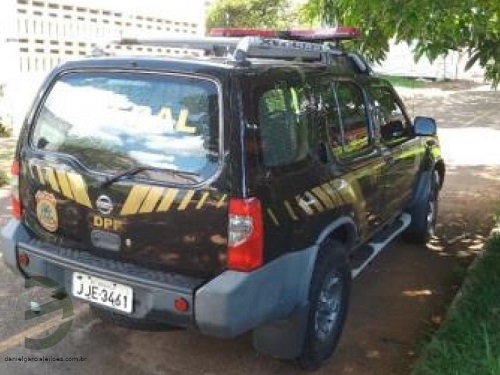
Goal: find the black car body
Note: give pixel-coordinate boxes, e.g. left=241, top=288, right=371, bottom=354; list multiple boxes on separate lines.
left=1, top=33, right=444, bottom=369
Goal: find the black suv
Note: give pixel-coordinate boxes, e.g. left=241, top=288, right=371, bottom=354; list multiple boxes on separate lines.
left=1, top=30, right=444, bottom=369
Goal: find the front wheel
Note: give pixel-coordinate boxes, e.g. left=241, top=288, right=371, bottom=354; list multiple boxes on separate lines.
left=297, top=239, right=351, bottom=370
left=404, top=170, right=440, bottom=243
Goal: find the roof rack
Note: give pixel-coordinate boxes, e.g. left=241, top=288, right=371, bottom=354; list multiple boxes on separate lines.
left=93, top=35, right=331, bottom=64
left=92, top=29, right=372, bottom=74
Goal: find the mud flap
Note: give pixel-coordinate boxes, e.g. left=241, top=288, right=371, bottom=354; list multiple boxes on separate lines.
left=252, top=303, right=309, bottom=359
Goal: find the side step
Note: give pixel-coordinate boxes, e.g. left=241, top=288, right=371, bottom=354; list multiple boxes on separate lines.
left=350, top=213, right=411, bottom=279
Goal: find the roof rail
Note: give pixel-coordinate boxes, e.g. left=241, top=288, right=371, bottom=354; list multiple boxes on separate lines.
left=93, top=35, right=331, bottom=63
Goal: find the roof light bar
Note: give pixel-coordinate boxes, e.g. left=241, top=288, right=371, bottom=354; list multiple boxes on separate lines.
left=283, top=27, right=361, bottom=42
left=209, top=27, right=360, bottom=42
left=209, top=28, right=278, bottom=38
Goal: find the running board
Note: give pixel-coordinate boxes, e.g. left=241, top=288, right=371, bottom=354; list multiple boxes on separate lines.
left=351, top=213, right=411, bottom=279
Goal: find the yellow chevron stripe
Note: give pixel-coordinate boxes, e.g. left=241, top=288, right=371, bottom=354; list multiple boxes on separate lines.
left=139, top=187, right=164, bottom=213
left=178, top=190, right=195, bottom=211
left=67, top=172, right=92, bottom=208
left=321, top=181, right=340, bottom=206
left=196, top=192, right=210, bottom=210
left=56, top=171, right=74, bottom=199
left=45, top=168, right=60, bottom=193
left=121, top=185, right=151, bottom=216
left=311, top=186, right=335, bottom=210
left=216, top=194, right=227, bottom=209
left=267, top=209, right=280, bottom=226
left=284, top=200, right=299, bottom=221
left=157, top=188, right=179, bottom=212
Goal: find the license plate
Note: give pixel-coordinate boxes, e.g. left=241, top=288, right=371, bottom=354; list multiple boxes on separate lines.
left=72, top=272, right=133, bottom=314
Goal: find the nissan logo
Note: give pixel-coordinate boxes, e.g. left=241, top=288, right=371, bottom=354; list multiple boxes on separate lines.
left=96, top=195, right=114, bottom=215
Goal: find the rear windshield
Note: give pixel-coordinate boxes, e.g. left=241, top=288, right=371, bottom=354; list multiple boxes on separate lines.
left=31, top=71, right=221, bottom=181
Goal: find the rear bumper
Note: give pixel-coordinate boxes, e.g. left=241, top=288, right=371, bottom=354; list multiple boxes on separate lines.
left=1, top=219, right=317, bottom=338
left=1, top=219, right=204, bottom=327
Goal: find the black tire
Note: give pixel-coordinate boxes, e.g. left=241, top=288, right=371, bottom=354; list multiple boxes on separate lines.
left=90, top=305, right=178, bottom=332
left=404, top=170, right=440, bottom=244
left=297, top=239, right=351, bottom=370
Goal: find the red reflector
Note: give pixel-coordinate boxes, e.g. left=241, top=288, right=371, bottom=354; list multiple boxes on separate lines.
left=227, top=197, right=263, bottom=272
left=18, top=252, right=30, bottom=268
left=174, top=297, right=189, bottom=312
left=11, top=161, right=22, bottom=220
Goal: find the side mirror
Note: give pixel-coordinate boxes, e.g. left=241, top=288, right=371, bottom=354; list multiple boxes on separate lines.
left=414, top=116, right=437, bottom=136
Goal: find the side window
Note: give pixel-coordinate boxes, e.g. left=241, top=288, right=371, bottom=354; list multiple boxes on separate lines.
left=257, top=83, right=313, bottom=167
left=334, top=81, right=371, bottom=159
left=368, top=84, right=410, bottom=145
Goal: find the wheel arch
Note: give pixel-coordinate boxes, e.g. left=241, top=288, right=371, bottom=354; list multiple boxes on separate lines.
left=316, top=216, right=358, bottom=253
left=251, top=217, right=357, bottom=360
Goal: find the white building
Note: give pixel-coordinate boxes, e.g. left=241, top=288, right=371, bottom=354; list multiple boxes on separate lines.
left=374, top=41, right=485, bottom=81
left=0, top=0, right=208, bottom=133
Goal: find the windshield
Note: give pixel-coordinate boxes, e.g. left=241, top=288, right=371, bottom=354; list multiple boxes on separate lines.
left=31, top=71, right=221, bottom=181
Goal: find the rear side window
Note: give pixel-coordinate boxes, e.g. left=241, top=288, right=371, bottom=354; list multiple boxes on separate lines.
left=256, top=83, right=314, bottom=167
left=31, top=72, right=220, bottom=181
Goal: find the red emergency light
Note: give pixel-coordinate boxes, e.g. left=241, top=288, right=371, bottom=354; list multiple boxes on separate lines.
left=209, top=27, right=360, bottom=43
left=210, top=28, right=278, bottom=38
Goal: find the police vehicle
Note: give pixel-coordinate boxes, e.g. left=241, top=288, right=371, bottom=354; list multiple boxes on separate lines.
left=1, top=27, right=444, bottom=369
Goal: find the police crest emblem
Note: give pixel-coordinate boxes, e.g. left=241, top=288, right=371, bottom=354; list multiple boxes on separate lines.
left=35, top=191, right=59, bottom=232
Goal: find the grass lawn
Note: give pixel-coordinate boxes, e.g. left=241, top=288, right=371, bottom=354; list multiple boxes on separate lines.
left=413, top=233, right=500, bottom=375
left=378, top=74, right=427, bottom=89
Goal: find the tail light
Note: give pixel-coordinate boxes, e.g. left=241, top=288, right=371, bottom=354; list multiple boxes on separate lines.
left=227, top=197, right=263, bottom=271
left=11, top=160, right=22, bottom=219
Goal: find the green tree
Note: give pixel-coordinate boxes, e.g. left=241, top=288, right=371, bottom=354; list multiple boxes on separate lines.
left=301, top=0, right=500, bottom=86
left=206, top=0, right=297, bottom=30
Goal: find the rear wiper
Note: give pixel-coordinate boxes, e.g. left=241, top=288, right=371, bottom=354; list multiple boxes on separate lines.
left=99, top=165, right=199, bottom=188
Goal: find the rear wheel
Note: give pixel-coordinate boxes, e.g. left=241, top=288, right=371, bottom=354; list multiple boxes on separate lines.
left=404, top=170, right=440, bottom=243
left=90, top=305, right=178, bottom=331
left=297, top=239, right=351, bottom=370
